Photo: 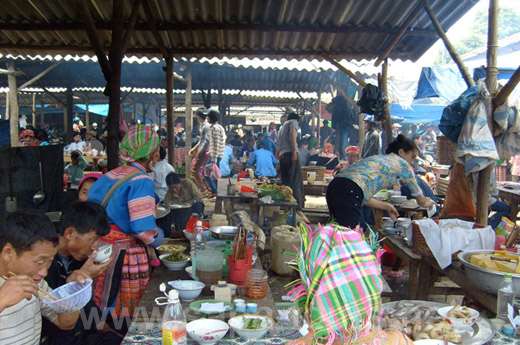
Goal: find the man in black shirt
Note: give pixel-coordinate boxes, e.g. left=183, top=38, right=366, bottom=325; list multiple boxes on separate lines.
left=42, top=202, right=122, bottom=345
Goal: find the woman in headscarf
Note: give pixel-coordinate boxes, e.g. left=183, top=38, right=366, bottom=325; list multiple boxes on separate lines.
left=287, top=223, right=411, bottom=345
left=88, top=124, right=164, bottom=323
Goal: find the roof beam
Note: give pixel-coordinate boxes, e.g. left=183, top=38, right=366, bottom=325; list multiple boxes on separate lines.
left=374, top=0, right=429, bottom=67
left=17, top=62, right=61, bottom=91
left=142, top=0, right=169, bottom=58
left=0, top=22, right=438, bottom=38
left=0, top=44, right=412, bottom=59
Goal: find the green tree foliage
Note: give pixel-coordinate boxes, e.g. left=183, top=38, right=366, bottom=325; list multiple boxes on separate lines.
left=433, top=8, right=520, bottom=65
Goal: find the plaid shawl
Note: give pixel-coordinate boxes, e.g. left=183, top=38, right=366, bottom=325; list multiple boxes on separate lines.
left=119, top=124, right=159, bottom=163
left=288, top=223, right=383, bottom=345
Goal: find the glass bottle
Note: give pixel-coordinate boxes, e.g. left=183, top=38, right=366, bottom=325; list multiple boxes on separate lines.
left=162, top=290, right=187, bottom=345
left=497, top=274, right=514, bottom=322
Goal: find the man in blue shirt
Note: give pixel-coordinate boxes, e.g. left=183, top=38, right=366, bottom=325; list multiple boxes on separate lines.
left=248, top=142, right=279, bottom=177
left=259, top=132, right=277, bottom=154
left=219, top=140, right=235, bottom=177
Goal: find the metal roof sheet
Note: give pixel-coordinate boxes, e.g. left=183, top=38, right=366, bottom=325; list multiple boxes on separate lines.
left=0, top=0, right=478, bottom=62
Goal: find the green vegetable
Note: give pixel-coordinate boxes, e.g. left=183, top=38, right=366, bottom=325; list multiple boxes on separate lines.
left=243, top=318, right=262, bottom=330
left=164, top=251, right=187, bottom=262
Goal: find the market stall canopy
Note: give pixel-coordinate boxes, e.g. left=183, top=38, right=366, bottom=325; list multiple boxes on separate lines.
left=0, top=0, right=476, bottom=62
left=415, top=66, right=517, bottom=102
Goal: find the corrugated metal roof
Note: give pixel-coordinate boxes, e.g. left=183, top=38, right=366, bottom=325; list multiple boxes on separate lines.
left=0, top=0, right=477, bottom=62
left=0, top=58, right=335, bottom=93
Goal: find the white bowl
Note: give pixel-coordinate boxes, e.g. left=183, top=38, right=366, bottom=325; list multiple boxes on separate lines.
left=159, top=253, right=190, bottom=271
left=168, top=280, right=205, bottom=301
left=228, top=314, right=274, bottom=340
left=185, top=266, right=194, bottom=279
left=42, top=279, right=93, bottom=313
left=186, top=318, right=229, bottom=345
left=94, top=244, right=113, bottom=264
left=437, top=306, right=479, bottom=332
left=390, top=195, right=407, bottom=204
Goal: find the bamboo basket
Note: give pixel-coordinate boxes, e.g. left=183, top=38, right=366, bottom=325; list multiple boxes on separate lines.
left=436, top=136, right=457, bottom=165
left=412, top=221, right=484, bottom=258
left=302, top=166, right=325, bottom=181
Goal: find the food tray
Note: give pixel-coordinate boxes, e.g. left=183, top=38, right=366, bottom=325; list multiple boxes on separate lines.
left=382, top=300, right=494, bottom=345
left=209, top=226, right=239, bottom=240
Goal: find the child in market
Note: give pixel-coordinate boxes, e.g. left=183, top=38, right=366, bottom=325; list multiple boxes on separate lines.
left=0, top=209, right=84, bottom=345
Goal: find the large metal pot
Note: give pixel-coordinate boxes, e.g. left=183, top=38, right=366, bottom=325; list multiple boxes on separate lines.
left=458, top=249, right=520, bottom=295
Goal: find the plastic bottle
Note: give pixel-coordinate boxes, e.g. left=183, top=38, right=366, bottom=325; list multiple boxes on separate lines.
left=162, top=290, right=187, bottom=345
left=190, top=221, right=206, bottom=279
left=497, top=274, right=515, bottom=322
left=393, top=177, right=401, bottom=192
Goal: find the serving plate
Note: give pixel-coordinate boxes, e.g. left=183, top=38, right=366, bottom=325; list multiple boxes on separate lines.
left=382, top=300, right=494, bottom=345
left=189, top=299, right=233, bottom=314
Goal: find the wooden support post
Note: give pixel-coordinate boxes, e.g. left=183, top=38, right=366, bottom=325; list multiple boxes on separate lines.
left=319, top=71, right=358, bottom=108
left=185, top=64, right=193, bottom=177
left=476, top=0, right=499, bottom=226
left=494, top=64, right=520, bottom=108
left=374, top=0, right=428, bottom=67
left=85, top=98, right=90, bottom=128
left=380, top=59, right=393, bottom=151
left=324, top=56, right=367, bottom=87
left=424, top=4, right=474, bottom=88
left=66, top=88, right=73, bottom=143
left=4, top=91, right=8, bottom=120
left=40, top=100, right=44, bottom=127
left=7, top=62, right=19, bottom=147
left=32, top=93, right=36, bottom=127
left=142, top=103, right=148, bottom=124
left=133, top=102, right=137, bottom=123
left=165, top=56, right=175, bottom=165
left=317, top=89, right=322, bottom=142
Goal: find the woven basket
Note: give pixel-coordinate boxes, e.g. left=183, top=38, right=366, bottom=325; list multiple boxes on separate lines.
left=302, top=166, right=325, bottom=181
left=412, top=221, right=484, bottom=258
left=436, top=135, right=457, bottom=165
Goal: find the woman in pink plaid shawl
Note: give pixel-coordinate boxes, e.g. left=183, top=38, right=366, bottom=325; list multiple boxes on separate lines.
left=287, top=223, right=411, bottom=345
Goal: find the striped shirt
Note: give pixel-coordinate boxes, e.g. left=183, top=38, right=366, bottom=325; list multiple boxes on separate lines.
left=208, top=123, right=226, bottom=160
left=0, top=278, right=58, bottom=345
left=337, top=153, right=422, bottom=203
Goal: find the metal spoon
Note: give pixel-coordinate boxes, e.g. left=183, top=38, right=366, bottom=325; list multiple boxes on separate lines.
left=33, top=151, right=45, bottom=205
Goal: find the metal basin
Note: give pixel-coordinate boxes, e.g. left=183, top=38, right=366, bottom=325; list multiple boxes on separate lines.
left=209, top=226, right=239, bottom=240
left=458, top=249, right=520, bottom=295
left=45, top=211, right=62, bottom=223
left=168, top=203, right=191, bottom=209
left=156, top=204, right=170, bottom=219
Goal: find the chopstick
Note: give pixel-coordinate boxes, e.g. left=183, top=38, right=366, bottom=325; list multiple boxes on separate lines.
left=4, top=271, right=59, bottom=301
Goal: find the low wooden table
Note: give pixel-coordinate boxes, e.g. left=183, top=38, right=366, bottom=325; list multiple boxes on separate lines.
left=302, top=180, right=328, bottom=207
left=64, top=154, right=106, bottom=170
left=497, top=183, right=520, bottom=223
left=258, top=199, right=299, bottom=227
left=381, top=235, right=422, bottom=300
left=215, top=180, right=259, bottom=222
left=135, top=263, right=279, bottom=323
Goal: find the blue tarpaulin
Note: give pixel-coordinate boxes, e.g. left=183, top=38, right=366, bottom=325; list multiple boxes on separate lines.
left=390, top=103, right=445, bottom=123
left=415, top=66, right=515, bottom=102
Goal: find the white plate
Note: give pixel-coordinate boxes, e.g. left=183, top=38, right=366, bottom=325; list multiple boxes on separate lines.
left=383, top=300, right=494, bottom=345
left=414, top=340, right=457, bottom=345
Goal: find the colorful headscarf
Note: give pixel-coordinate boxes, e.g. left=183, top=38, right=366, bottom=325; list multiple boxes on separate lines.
left=20, top=129, right=35, bottom=138
left=119, top=124, right=159, bottom=163
left=287, top=223, right=384, bottom=345
left=345, top=146, right=360, bottom=155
